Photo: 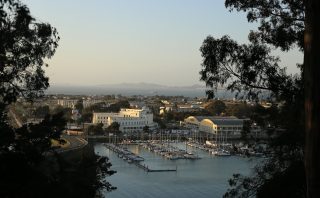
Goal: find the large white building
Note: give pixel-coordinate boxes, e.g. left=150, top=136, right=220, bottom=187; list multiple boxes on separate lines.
left=92, top=107, right=156, bottom=133
left=57, top=99, right=78, bottom=108
left=183, top=116, right=245, bottom=138
left=57, top=99, right=104, bottom=109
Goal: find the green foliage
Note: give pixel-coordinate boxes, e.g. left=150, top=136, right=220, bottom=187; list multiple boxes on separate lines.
left=240, top=120, right=251, bottom=140
left=143, top=125, right=150, bottom=133
left=107, top=122, right=120, bottom=133
left=82, top=100, right=130, bottom=115
left=52, top=105, right=72, bottom=122
left=0, top=0, right=59, bottom=104
left=34, top=105, right=50, bottom=118
left=200, top=35, right=297, bottom=101
left=225, top=103, right=252, bottom=118
left=83, top=102, right=106, bottom=113
left=81, top=111, right=93, bottom=123
left=225, top=0, right=304, bottom=51
left=75, top=100, right=84, bottom=113
left=87, top=123, right=104, bottom=135
left=205, top=100, right=227, bottom=116
left=0, top=1, right=115, bottom=197
left=0, top=111, right=67, bottom=197
left=108, top=100, right=130, bottom=112
left=200, top=0, right=305, bottom=197
left=153, top=117, right=166, bottom=129
left=47, top=154, right=116, bottom=198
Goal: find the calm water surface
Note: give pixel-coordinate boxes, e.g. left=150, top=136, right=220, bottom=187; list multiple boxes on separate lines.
left=95, top=143, right=256, bottom=198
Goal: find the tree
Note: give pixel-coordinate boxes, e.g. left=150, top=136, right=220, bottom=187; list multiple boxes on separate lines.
left=205, top=100, right=227, bottom=116
left=225, top=102, right=252, bottom=118
left=34, top=105, right=50, bottom=118
left=80, top=111, right=93, bottom=123
left=1, top=1, right=60, bottom=195
left=74, top=100, right=84, bottom=113
left=107, top=122, right=120, bottom=133
left=304, top=1, right=320, bottom=197
left=108, top=100, right=130, bottom=112
left=143, top=125, right=150, bottom=133
left=153, top=117, right=166, bottom=129
left=87, top=123, right=104, bottom=135
left=52, top=105, right=72, bottom=122
left=199, top=0, right=309, bottom=197
left=0, top=0, right=59, bottom=104
left=0, top=1, right=115, bottom=197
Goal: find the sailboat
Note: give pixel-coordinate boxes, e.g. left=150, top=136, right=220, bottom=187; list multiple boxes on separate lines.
left=211, top=131, right=231, bottom=156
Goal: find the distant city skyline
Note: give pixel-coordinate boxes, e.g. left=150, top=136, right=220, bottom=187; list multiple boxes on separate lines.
left=24, top=0, right=303, bottom=86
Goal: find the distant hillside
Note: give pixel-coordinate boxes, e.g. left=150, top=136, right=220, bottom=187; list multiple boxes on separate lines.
left=46, top=82, right=235, bottom=98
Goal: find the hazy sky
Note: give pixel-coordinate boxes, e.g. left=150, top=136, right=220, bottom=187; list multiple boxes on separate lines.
left=23, top=0, right=303, bottom=86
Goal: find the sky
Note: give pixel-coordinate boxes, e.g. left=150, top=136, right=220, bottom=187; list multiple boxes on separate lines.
left=23, top=0, right=303, bottom=87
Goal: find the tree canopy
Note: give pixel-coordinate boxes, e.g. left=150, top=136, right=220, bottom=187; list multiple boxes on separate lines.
left=107, top=122, right=120, bottom=133
left=199, top=0, right=309, bottom=197
left=0, top=1, right=115, bottom=197
left=205, top=100, right=227, bottom=116
left=0, top=0, right=59, bottom=104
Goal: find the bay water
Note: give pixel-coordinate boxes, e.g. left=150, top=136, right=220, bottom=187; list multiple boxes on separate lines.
left=95, top=143, right=256, bottom=198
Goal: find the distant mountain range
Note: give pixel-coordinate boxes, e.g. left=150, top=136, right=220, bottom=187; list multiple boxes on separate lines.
left=94, top=82, right=208, bottom=90
left=46, top=82, right=233, bottom=98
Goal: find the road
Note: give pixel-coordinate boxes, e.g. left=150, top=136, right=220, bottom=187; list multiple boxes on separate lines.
left=8, top=109, right=23, bottom=127
left=55, top=134, right=88, bottom=153
left=9, top=108, right=87, bottom=153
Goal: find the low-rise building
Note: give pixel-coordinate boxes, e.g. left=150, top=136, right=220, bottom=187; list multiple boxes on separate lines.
left=57, top=99, right=78, bottom=108
left=92, top=107, right=156, bottom=133
left=83, top=99, right=104, bottom=108
left=199, top=117, right=244, bottom=137
left=183, top=116, right=245, bottom=138
left=176, top=104, right=202, bottom=113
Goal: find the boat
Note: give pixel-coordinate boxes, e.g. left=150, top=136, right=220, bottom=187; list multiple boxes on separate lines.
left=133, top=156, right=145, bottom=161
left=212, top=149, right=231, bottom=156
left=184, top=153, right=201, bottom=159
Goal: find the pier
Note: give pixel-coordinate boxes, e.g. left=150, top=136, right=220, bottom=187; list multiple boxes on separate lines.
left=134, top=162, right=177, bottom=172
left=140, top=141, right=201, bottom=160
left=103, top=143, right=177, bottom=172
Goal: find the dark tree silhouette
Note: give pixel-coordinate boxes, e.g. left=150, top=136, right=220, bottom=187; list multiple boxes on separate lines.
left=34, top=105, right=50, bottom=118
left=205, top=100, right=227, bottom=116
left=199, top=0, right=319, bottom=197
left=107, top=122, right=120, bottom=133
left=0, top=1, right=115, bottom=197
left=143, top=125, right=150, bottom=133
left=0, top=0, right=59, bottom=104
left=304, top=1, right=320, bottom=197
left=75, top=99, right=84, bottom=113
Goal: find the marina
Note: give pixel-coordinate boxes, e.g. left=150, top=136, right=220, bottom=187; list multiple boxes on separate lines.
left=139, top=141, right=201, bottom=160
left=104, top=143, right=145, bottom=163
left=96, top=143, right=258, bottom=198
left=104, top=143, right=177, bottom=172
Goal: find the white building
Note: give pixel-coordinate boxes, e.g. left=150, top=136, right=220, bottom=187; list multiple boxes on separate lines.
left=199, top=117, right=244, bottom=137
left=183, top=116, right=245, bottom=138
left=92, top=107, right=156, bottom=133
left=57, top=99, right=104, bottom=109
left=57, top=99, right=78, bottom=108
left=82, top=99, right=103, bottom=108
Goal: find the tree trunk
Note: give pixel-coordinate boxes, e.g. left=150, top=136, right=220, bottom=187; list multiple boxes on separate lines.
left=304, top=0, right=320, bottom=197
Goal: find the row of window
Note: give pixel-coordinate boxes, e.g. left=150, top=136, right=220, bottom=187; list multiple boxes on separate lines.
left=199, top=125, right=243, bottom=132
left=120, top=121, right=147, bottom=125
left=123, top=126, right=144, bottom=130
left=216, top=127, right=242, bottom=130
left=96, top=116, right=108, bottom=120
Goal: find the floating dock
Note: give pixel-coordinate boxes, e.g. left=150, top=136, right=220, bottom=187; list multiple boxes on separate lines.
left=104, top=143, right=177, bottom=172
left=134, top=162, right=177, bottom=172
